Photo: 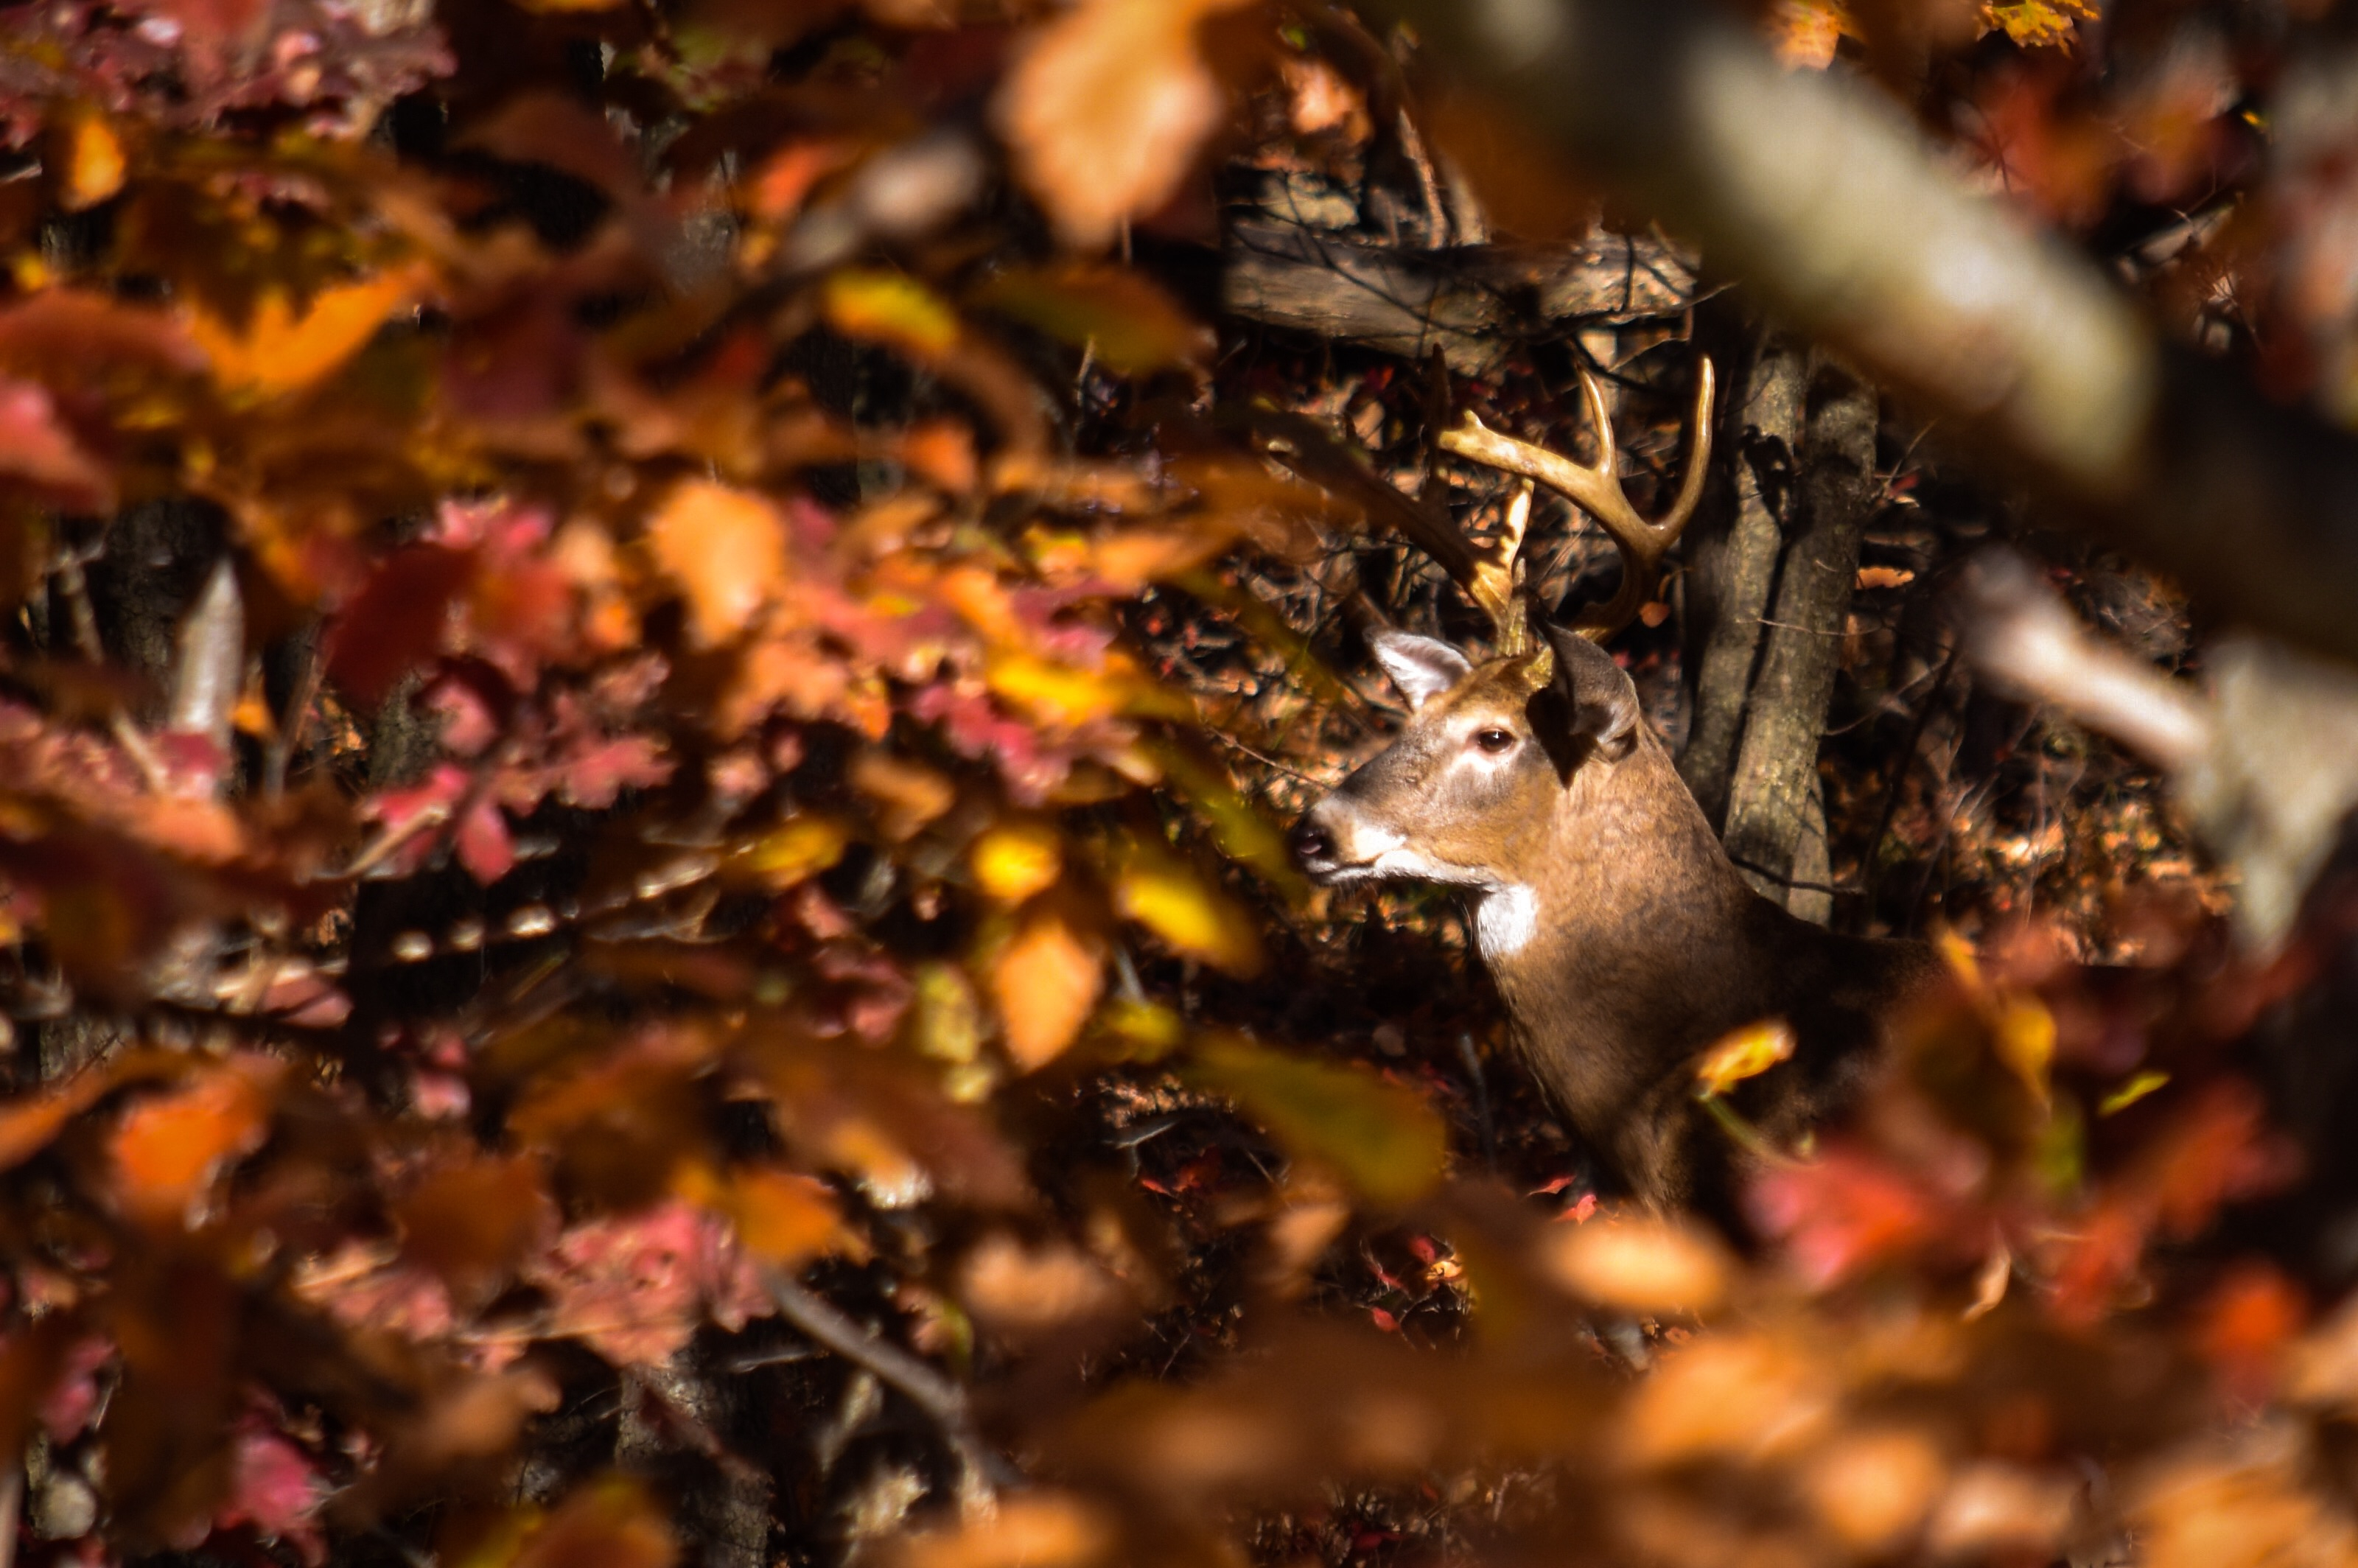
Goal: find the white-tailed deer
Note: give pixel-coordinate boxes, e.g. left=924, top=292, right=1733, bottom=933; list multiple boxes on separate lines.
left=1291, top=362, right=1936, bottom=1225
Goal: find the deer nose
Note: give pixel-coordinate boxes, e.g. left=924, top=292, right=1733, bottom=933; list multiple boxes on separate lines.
left=1290, top=817, right=1337, bottom=872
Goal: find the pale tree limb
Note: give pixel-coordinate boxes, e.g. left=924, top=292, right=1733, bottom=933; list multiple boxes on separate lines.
left=1360, top=0, right=2358, bottom=668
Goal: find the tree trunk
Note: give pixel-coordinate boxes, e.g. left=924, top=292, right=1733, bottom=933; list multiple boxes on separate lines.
left=1721, top=360, right=1878, bottom=921
left=1682, top=323, right=1808, bottom=827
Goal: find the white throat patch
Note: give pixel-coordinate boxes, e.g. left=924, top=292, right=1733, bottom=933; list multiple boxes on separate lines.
left=1474, top=885, right=1538, bottom=960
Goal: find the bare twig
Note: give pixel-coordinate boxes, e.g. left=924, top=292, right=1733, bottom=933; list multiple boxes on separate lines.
left=265, top=623, right=325, bottom=800
left=54, top=551, right=168, bottom=793
left=760, top=1268, right=1012, bottom=1515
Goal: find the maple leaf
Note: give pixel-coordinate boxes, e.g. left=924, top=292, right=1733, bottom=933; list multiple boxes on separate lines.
left=532, top=1200, right=771, bottom=1368
left=216, top=1418, right=327, bottom=1567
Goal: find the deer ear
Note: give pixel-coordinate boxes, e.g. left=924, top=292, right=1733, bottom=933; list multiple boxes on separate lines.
left=1368, top=629, right=1473, bottom=710
left=1530, top=625, right=1640, bottom=774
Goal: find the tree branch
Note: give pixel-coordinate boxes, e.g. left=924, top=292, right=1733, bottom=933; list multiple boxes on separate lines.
left=1361, top=0, right=2358, bottom=667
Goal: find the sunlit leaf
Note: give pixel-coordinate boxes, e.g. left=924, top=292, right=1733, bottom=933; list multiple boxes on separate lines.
left=1995, top=993, right=2056, bottom=1105
left=1189, top=1035, right=1445, bottom=1205
left=646, top=480, right=786, bottom=646
left=998, top=0, right=1254, bottom=247
left=58, top=111, right=125, bottom=211
left=973, top=263, right=1211, bottom=374
left=823, top=270, right=959, bottom=357
left=185, top=269, right=424, bottom=398
left=740, top=814, right=850, bottom=887
left=674, top=1160, right=842, bottom=1264
left=1539, top=1214, right=1732, bottom=1316
left=972, top=818, right=1064, bottom=903
left=1112, top=839, right=1261, bottom=976
left=898, top=1493, right=1114, bottom=1568
left=109, top=1057, right=284, bottom=1226
left=515, top=1478, right=676, bottom=1568
left=991, top=902, right=1105, bottom=1071
left=1693, top=1018, right=1796, bottom=1099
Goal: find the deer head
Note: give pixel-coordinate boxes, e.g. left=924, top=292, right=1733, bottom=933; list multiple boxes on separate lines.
left=1290, top=357, right=1717, bottom=941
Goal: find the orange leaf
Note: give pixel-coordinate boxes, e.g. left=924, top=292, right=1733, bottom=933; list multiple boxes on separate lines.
left=646, top=480, right=786, bottom=646
left=59, top=113, right=125, bottom=211
left=674, top=1161, right=842, bottom=1264
left=998, top=0, right=1253, bottom=248
left=185, top=269, right=422, bottom=398
left=110, top=1058, right=284, bottom=1225
left=991, top=903, right=1104, bottom=1071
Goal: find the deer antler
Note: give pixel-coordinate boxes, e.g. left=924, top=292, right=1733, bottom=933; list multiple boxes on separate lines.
left=1439, top=357, right=1716, bottom=645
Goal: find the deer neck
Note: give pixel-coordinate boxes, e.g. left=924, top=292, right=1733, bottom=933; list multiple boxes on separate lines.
left=1472, top=735, right=1771, bottom=1131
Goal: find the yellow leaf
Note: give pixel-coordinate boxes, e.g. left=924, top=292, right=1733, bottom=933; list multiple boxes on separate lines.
left=646, top=480, right=785, bottom=645
left=1995, top=994, right=2055, bottom=1105
left=60, top=113, right=125, bottom=211
left=741, top=815, right=849, bottom=887
left=1113, top=842, right=1260, bottom=976
left=823, top=270, right=959, bottom=357
left=1693, top=1018, right=1797, bottom=1100
left=1189, top=1035, right=1445, bottom=1205
left=972, top=819, right=1063, bottom=903
left=972, top=264, right=1211, bottom=374
left=991, top=904, right=1104, bottom=1071
left=987, top=650, right=1192, bottom=726
left=185, top=270, right=421, bottom=397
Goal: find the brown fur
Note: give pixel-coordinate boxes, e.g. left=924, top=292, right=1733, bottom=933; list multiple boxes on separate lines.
left=1293, top=627, right=1936, bottom=1228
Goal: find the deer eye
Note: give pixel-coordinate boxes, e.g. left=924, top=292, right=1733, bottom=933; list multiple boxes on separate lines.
left=1472, top=727, right=1517, bottom=755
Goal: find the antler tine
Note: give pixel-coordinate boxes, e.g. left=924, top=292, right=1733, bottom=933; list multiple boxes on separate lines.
left=1438, top=356, right=1717, bottom=641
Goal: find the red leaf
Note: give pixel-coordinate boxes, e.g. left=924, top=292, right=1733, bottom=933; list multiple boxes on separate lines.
left=0, top=378, right=113, bottom=510
left=217, top=1421, right=326, bottom=1567
left=38, top=1336, right=111, bottom=1443
left=327, top=547, right=475, bottom=708
left=456, top=798, right=514, bottom=885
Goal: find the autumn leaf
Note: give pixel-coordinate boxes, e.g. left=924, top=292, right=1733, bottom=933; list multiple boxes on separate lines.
left=646, top=480, right=786, bottom=647
left=516, top=1478, right=677, bottom=1568
left=1983, top=0, right=2099, bottom=49
left=1694, top=1018, right=1797, bottom=1099
left=824, top=270, right=960, bottom=357
left=57, top=111, right=125, bottom=211
left=739, top=814, right=850, bottom=888
left=110, top=1057, right=285, bottom=1226
left=899, top=1492, right=1114, bottom=1568
left=972, top=818, right=1064, bottom=903
left=1189, top=1036, right=1446, bottom=1205
left=991, top=901, right=1105, bottom=1071
left=998, top=0, right=1253, bottom=248
left=672, top=1161, right=842, bottom=1265
left=0, top=377, right=114, bottom=511
left=184, top=268, right=424, bottom=398
left=1111, top=839, right=1261, bottom=976
left=1539, top=1214, right=1733, bottom=1316
left=1768, top=0, right=1854, bottom=69
left=973, top=264, right=1212, bottom=374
